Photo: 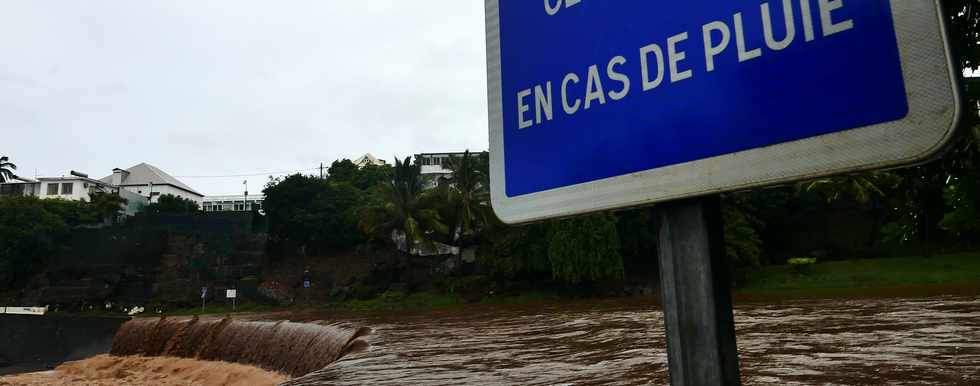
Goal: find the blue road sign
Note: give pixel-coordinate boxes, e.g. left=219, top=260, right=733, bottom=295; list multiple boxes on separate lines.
left=486, top=0, right=960, bottom=223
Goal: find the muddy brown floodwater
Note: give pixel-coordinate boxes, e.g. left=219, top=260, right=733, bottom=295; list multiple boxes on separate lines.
left=3, top=295, right=979, bottom=385
left=290, top=295, right=980, bottom=385
left=0, top=355, right=287, bottom=386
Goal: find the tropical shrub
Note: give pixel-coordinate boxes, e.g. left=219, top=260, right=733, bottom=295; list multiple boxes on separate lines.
left=722, top=194, right=764, bottom=269
left=787, top=257, right=817, bottom=274
left=546, top=213, right=624, bottom=284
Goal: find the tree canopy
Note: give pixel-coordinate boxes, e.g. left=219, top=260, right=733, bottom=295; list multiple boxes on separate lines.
left=144, top=194, right=199, bottom=214
left=263, top=174, right=365, bottom=255
left=358, top=156, right=448, bottom=250
left=0, top=197, right=81, bottom=288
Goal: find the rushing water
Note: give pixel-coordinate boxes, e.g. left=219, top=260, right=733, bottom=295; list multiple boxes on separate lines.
left=110, top=317, right=370, bottom=377
left=0, top=355, right=288, bottom=386
left=286, top=295, right=980, bottom=385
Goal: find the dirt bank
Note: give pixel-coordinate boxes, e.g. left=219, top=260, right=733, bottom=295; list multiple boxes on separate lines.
left=0, top=355, right=287, bottom=386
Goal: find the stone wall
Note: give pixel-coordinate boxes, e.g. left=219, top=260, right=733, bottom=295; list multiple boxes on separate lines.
left=0, top=314, right=128, bottom=375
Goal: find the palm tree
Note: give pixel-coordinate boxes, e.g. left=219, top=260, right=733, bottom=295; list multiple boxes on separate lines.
left=443, top=150, right=491, bottom=244
left=0, top=156, right=17, bottom=182
left=359, top=156, right=448, bottom=252
left=801, top=171, right=901, bottom=248
left=801, top=171, right=899, bottom=204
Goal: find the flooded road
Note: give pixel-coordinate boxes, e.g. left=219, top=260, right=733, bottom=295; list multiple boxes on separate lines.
left=293, top=295, right=980, bottom=385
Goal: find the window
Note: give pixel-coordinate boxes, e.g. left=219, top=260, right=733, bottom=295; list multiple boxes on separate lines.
left=61, top=183, right=73, bottom=195
left=47, top=183, right=59, bottom=195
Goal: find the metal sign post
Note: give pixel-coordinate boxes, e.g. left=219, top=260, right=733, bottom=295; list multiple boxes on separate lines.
left=201, top=286, right=207, bottom=313
left=485, top=1, right=960, bottom=385
left=225, top=289, right=238, bottom=311
left=227, top=289, right=238, bottom=311
left=657, top=197, right=740, bottom=385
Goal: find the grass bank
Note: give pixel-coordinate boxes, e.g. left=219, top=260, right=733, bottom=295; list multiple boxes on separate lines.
left=139, top=253, right=980, bottom=316
left=737, top=252, right=980, bottom=301
left=335, top=290, right=565, bottom=312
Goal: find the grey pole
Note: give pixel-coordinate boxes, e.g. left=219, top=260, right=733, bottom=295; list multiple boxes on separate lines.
left=657, top=196, right=741, bottom=386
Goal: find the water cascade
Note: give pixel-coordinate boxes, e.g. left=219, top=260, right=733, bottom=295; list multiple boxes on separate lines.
left=110, top=317, right=371, bottom=377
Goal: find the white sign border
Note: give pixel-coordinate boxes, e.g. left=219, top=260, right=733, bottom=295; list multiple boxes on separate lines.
left=486, top=0, right=962, bottom=224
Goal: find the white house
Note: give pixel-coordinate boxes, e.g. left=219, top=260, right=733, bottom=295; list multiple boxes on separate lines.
left=415, top=152, right=468, bottom=176
left=203, top=194, right=265, bottom=213
left=37, top=171, right=113, bottom=202
left=0, top=171, right=148, bottom=215
left=99, top=163, right=204, bottom=205
left=0, top=176, right=40, bottom=197
left=415, top=152, right=484, bottom=189
left=352, top=153, right=387, bottom=168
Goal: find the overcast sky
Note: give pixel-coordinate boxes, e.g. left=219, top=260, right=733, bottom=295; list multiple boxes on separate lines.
left=0, top=1, right=489, bottom=195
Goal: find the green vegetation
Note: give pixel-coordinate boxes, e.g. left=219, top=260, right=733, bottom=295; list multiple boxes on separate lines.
left=0, top=197, right=70, bottom=288
left=0, top=190, right=183, bottom=292
left=441, top=150, right=492, bottom=246
left=144, top=194, right=199, bottom=214
left=340, top=290, right=462, bottom=311
left=744, top=253, right=980, bottom=292
left=263, top=173, right=366, bottom=255
left=328, top=159, right=392, bottom=191
left=787, top=257, right=817, bottom=274
left=88, top=191, right=129, bottom=224
left=0, top=195, right=134, bottom=289
left=546, top=213, right=624, bottom=284
left=358, top=156, right=449, bottom=250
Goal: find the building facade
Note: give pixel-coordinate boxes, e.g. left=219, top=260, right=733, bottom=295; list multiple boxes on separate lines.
left=0, top=179, right=39, bottom=197
left=202, top=194, right=265, bottom=213
left=414, top=152, right=485, bottom=189
left=352, top=153, right=387, bottom=168
left=415, top=152, right=468, bottom=176
left=99, top=163, right=204, bottom=205
left=0, top=171, right=148, bottom=216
